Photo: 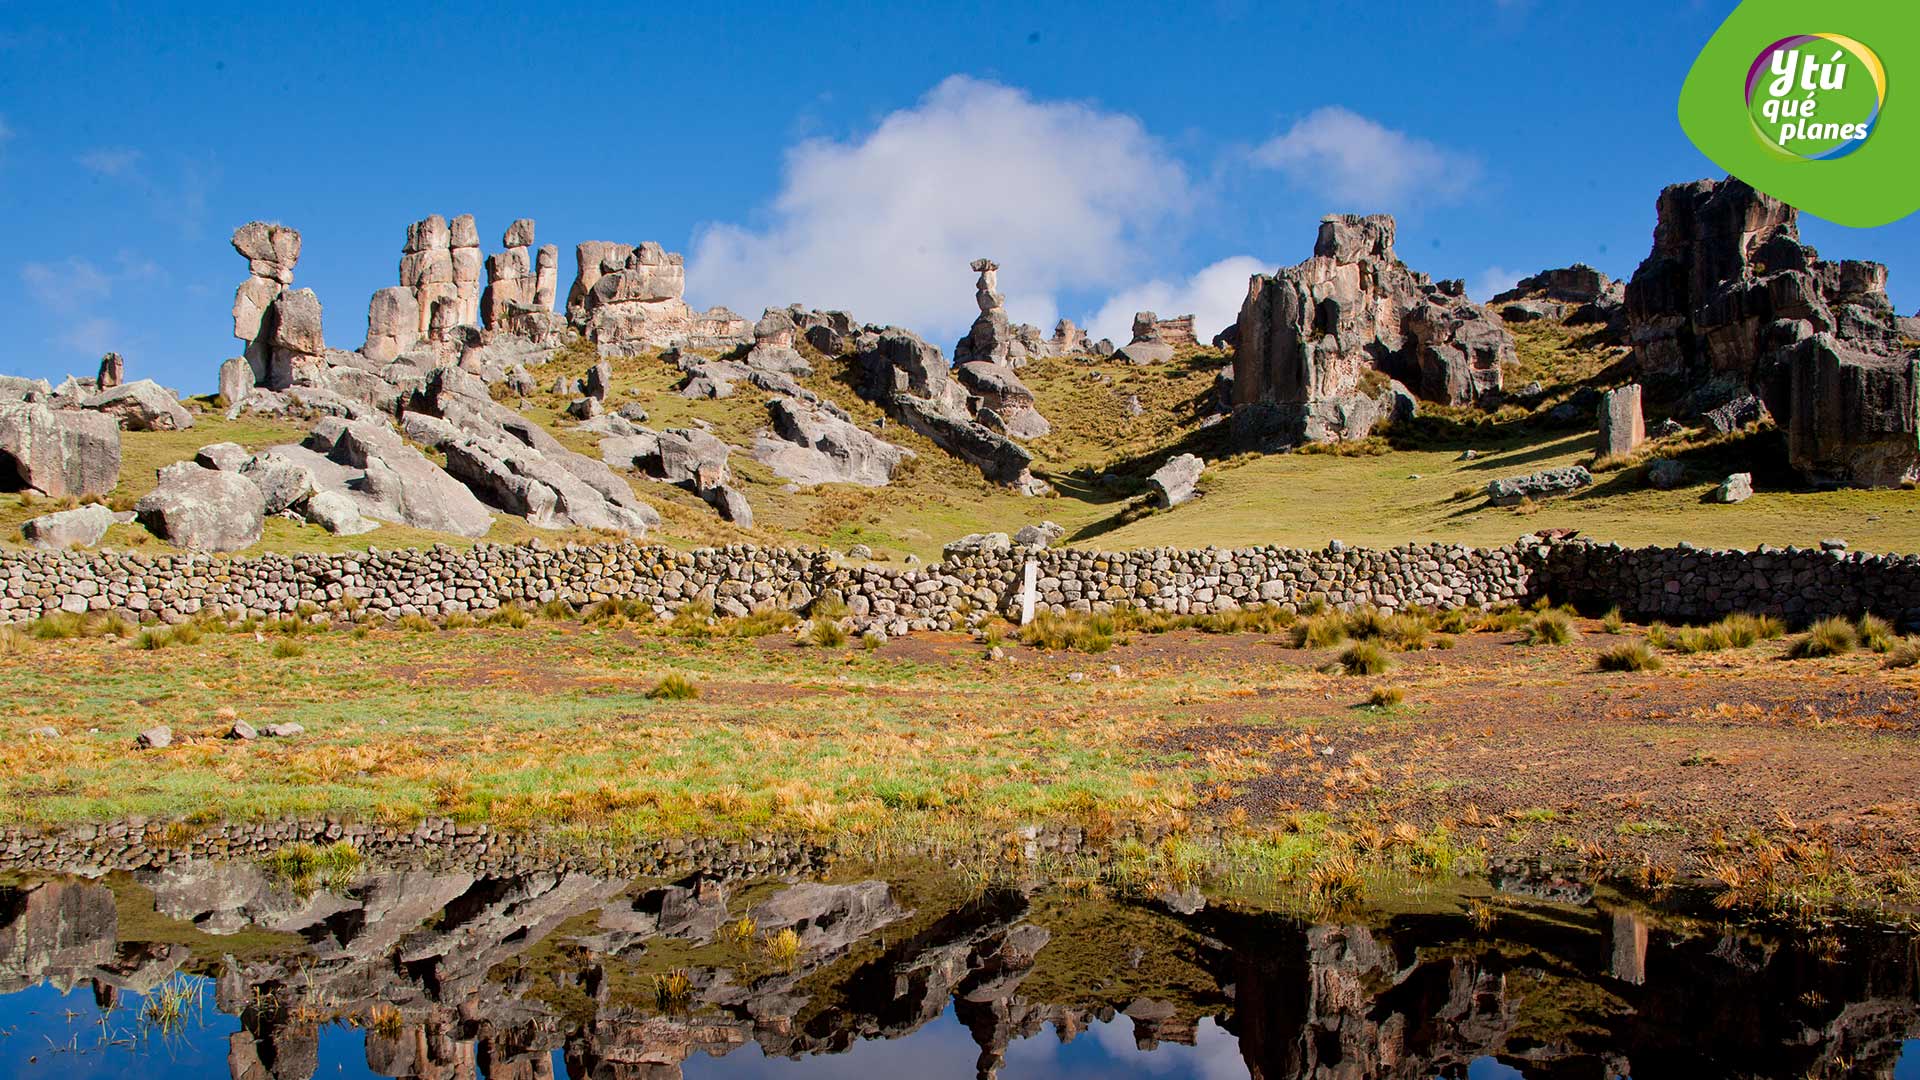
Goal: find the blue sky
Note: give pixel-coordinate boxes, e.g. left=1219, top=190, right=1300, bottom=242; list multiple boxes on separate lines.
left=2, top=1, right=1916, bottom=394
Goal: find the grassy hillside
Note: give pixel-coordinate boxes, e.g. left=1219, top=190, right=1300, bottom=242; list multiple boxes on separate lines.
left=5, top=322, right=1914, bottom=559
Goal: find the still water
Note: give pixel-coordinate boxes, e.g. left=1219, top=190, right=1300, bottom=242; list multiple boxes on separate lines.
left=0, top=852, right=1915, bottom=1078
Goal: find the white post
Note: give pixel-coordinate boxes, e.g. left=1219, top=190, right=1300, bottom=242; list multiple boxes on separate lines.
left=1020, top=560, right=1038, bottom=626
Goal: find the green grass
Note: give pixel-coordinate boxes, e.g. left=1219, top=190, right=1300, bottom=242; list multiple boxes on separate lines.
left=1789, top=617, right=1858, bottom=659
left=1524, top=610, right=1576, bottom=646
left=647, top=673, right=701, bottom=700
left=1339, top=641, right=1391, bottom=676
left=1596, top=641, right=1661, bottom=672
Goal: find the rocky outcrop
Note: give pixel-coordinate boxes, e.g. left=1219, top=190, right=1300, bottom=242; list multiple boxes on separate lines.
left=568, top=240, right=751, bottom=352
left=1492, top=264, right=1625, bottom=328
left=955, top=361, right=1050, bottom=440
left=1116, top=311, right=1195, bottom=365
left=83, top=379, right=194, bottom=432
left=398, top=213, right=481, bottom=336
left=752, top=397, right=914, bottom=487
left=482, top=219, right=544, bottom=329
left=605, top=426, right=751, bottom=527
left=289, top=417, right=496, bottom=538
left=96, top=352, right=124, bottom=390
left=953, top=258, right=1056, bottom=368
left=135, top=462, right=266, bottom=551
left=405, top=413, right=660, bottom=535
left=1622, top=177, right=1919, bottom=486
left=1232, top=214, right=1510, bottom=445
left=848, top=327, right=1048, bottom=493
left=0, top=403, right=121, bottom=497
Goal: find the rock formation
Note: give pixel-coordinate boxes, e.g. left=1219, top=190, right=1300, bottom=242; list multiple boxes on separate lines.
left=1622, top=177, right=1919, bottom=487
left=848, top=326, right=1048, bottom=493
left=568, top=240, right=750, bottom=353
left=230, top=220, right=302, bottom=376
left=1149, top=453, right=1203, bottom=507
left=1231, top=214, right=1511, bottom=445
left=481, top=218, right=541, bottom=329
left=1596, top=383, right=1645, bottom=459
left=84, top=379, right=194, bottom=431
left=0, top=403, right=121, bottom=497
left=21, top=504, right=126, bottom=550
left=1491, top=264, right=1625, bottom=328
left=1117, top=311, right=1196, bottom=365
left=954, top=259, right=1057, bottom=368
left=398, top=214, right=480, bottom=336
left=96, top=352, right=124, bottom=390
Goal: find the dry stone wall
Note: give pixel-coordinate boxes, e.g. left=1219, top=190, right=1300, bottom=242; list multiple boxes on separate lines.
left=0, top=537, right=1913, bottom=630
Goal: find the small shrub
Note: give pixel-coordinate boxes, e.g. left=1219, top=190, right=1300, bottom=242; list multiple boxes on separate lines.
left=1345, top=605, right=1392, bottom=641
left=1601, top=608, right=1624, bottom=635
left=538, top=599, right=576, bottom=620
left=806, top=619, right=850, bottom=648
left=0, top=627, right=24, bottom=656
left=647, top=673, right=699, bottom=700
left=135, top=628, right=171, bottom=651
left=1382, top=614, right=1429, bottom=651
left=1019, top=612, right=1113, bottom=653
left=483, top=604, right=533, bottom=629
left=1433, top=608, right=1471, bottom=634
left=1367, top=685, right=1405, bottom=708
left=271, top=639, right=307, bottom=659
left=1340, top=641, right=1391, bottom=676
left=669, top=600, right=715, bottom=638
left=809, top=591, right=851, bottom=621
left=1479, top=605, right=1531, bottom=632
left=1432, top=634, right=1456, bottom=650
left=1597, top=641, right=1661, bottom=672
left=28, top=612, right=84, bottom=640
left=651, top=969, right=693, bottom=1012
left=1525, top=610, right=1576, bottom=646
left=1670, top=625, right=1731, bottom=654
left=397, top=614, right=436, bottom=632
left=1885, top=642, right=1920, bottom=669
left=1292, top=613, right=1348, bottom=649
left=764, top=927, right=802, bottom=970
left=1788, top=617, right=1857, bottom=659
left=860, top=631, right=884, bottom=651
left=1717, top=612, right=1784, bottom=647
left=442, top=611, right=475, bottom=630
left=721, top=609, right=799, bottom=638
left=1857, top=614, right=1897, bottom=653
left=586, top=597, right=650, bottom=624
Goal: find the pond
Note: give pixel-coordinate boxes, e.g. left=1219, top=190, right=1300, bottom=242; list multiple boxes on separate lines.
left=0, top=851, right=1916, bottom=1079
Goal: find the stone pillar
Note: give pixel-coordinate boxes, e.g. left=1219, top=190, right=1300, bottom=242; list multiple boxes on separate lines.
left=96, top=352, right=124, bottom=389
left=400, top=214, right=456, bottom=337
left=363, top=286, right=421, bottom=364
left=449, top=214, right=482, bottom=326
left=534, top=244, right=559, bottom=310
left=1597, top=383, right=1645, bottom=459
left=230, top=221, right=301, bottom=383
left=482, top=218, right=537, bottom=329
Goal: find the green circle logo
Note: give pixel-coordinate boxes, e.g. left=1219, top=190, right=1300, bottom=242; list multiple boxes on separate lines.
left=1746, top=35, right=1885, bottom=159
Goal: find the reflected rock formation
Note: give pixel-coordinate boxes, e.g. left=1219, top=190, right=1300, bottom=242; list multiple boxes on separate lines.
left=0, top=856, right=1915, bottom=1080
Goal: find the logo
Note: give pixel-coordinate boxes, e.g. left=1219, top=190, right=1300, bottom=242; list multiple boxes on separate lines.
left=1677, top=0, right=1916, bottom=227
left=1745, top=35, right=1885, bottom=160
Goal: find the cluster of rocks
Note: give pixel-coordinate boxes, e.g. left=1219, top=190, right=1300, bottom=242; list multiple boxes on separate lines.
left=953, top=258, right=1061, bottom=367
left=1486, top=465, right=1594, bottom=506
left=1116, top=310, right=1196, bottom=365
left=1, top=351, right=218, bottom=507
left=1622, top=177, right=1918, bottom=487
left=602, top=425, right=752, bottom=526
left=1490, top=264, right=1625, bottom=330
left=569, top=239, right=749, bottom=353
left=1230, top=213, right=1513, bottom=445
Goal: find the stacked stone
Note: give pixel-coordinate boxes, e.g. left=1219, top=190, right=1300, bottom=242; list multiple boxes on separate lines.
left=227, top=221, right=303, bottom=392
left=481, top=218, right=540, bottom=328
left=4, top=537, right=1910, bottom=631
left=399, top=214, right=481, bottom=337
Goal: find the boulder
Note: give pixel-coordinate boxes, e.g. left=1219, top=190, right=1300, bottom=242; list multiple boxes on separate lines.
left=1486, top=465, right=1593, bottom=505
left=21, top=504, right=121, bottom=549
left=136, top=726, right=172, bottom=750
left=0, top=403, right=121, bottom=496
left=751, top=397, right=913, bottom=487
left=1013, top=521, right=1064, bottom=548
left=362, top=286, right=420, bottom=363
left=1703, top=393, right=1769, bottom=434
left=218, top=357, right=254, bottom=410
left=238, top=450, right=318, bottom=514
left=1646, top=459, right=1688, bottom=490
left=195, top=442, right=248, bottom=472
left=583, top=360, right=611, bottom=401
left=1596, top=384, right=1645, bottom=459
left=0, top=375, right=53, bottom=403
left=84, top=379, right=195, bottom=431
left=944, top=533, right=1010, bottom=558
left=301, top=489, right=379, bottom=535
left=1783, top=334, right=1919, bottom=487
left=1148, top=453, right=1204, bottom=507
left=1709, top=472, right=1754, bottom=503
left=97, top=352, right=124, bottom=390
left=135, top=462, right=265, bottom=551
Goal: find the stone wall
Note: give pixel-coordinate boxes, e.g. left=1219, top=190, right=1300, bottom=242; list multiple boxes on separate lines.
left=1, top=536, right=1914, bottom=631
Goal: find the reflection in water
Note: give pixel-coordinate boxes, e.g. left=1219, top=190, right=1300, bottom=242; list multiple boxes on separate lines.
left=0, top=855, right=1915, bottom=1078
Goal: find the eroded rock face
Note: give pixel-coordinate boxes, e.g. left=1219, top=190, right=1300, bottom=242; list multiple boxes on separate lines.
left=569, top=240, right=750, bottom=352
left=1117, top=311, right=1195, bottom=365
left=1623, top=177, right=1919, bottom=487
left=1232, top=214, right=1510, bottom=444
left=295, top=417, right=495, bottom=538
left=0, top=404, right=121, bottom=497
left=753, top=397, right=913, bottom=488
left=849, top=327, right=1047, bottom=494
left=135, top=462, right=265, bottom=552
left=1487, top=465, right=1593, bottom=505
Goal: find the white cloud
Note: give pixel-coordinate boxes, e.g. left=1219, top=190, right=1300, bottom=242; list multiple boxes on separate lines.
left=1251, top=106, right=1480, bottom=210
left=1089, top=255, right=1269, bottom=345
left=1470, top=265, right=1522, bottom=303
left=690, top=76, right=1191, bottom=343
left=77, top=147, right=143, bottom=177
left=59, top=317, right=119, bottom=356
left=21, top=257, right=113, bottom=311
